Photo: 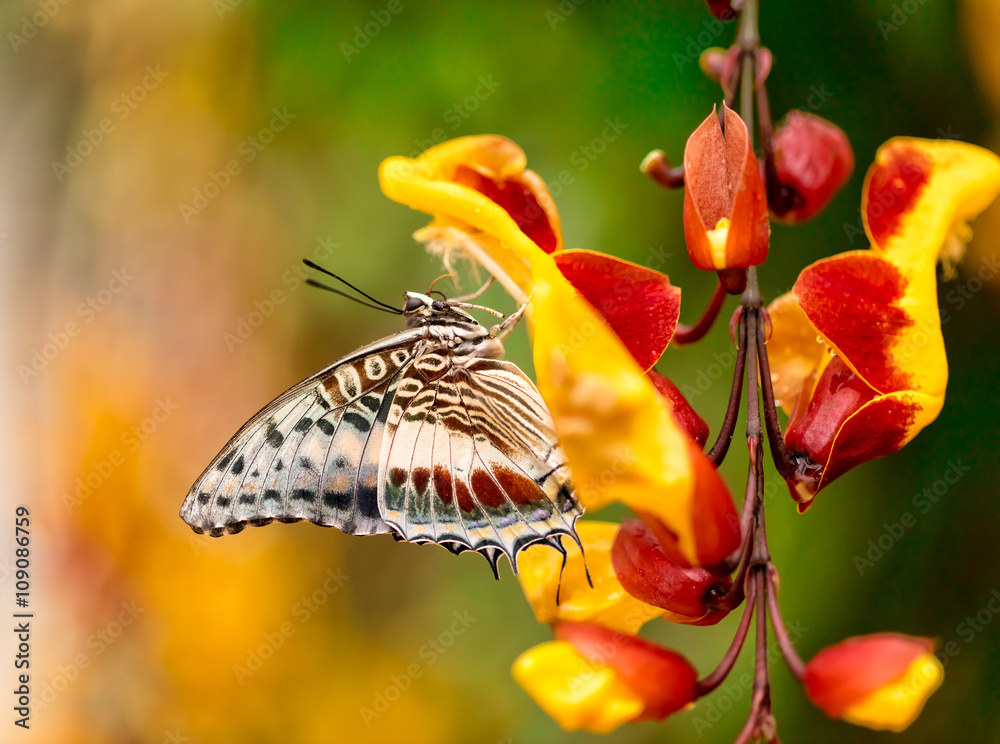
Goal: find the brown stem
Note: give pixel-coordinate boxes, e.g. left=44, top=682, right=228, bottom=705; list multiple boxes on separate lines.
left=673, top=280, right=727, bottom=345
left=734, top=569, right=772, bottom=744
left=695, top=577, right=757, bottom=696
left=767, top=569, right=807, bottom=681
left=707, top=310, right=747, bottom=465
left=712, top=473, right=755, bottom=609
left=720, top=458, right=759, bottom=573
left=756, top=315, right=819, bottom=486
left=640, top=150, right=685, bottom=189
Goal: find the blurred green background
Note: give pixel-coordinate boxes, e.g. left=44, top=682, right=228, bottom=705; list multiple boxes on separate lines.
left=2, top=0, right=998, bottom=742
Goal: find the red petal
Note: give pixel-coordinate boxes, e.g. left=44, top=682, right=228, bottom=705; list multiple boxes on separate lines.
left=685, top=108, right=732, bottom=230
left=805, top=634, right=933, bottom=716
left=636, top=439, right=742, bottom=567
left=611, top=518, right=731, bottom=620
left=554, top=249, right=681, bottom=371
left=794, top=252, right=914, bottom=394
left=647, top=371, right=710, bottom=447
left=555, top=622, right=698, bottom=721
left=864, top=144, right=931, bottom=249
left=687, top=437, right=741, bottom=566
left=724, top=106, right=771, bottom=267
left=452, top=164, right=561, bottom=253
left=784, top=356, right=879, bottom=476
left=784, top=361, right=918, bottom=501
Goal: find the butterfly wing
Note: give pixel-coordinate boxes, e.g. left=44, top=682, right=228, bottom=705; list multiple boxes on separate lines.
left=180, top=332, right=424, bottom=537
left=379, top=353, right=582, bottom=575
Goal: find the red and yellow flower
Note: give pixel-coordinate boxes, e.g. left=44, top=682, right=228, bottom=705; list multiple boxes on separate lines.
left=379, top=134, right=741, bottom=566
left=768, top=138, right=1000, bottom=506
left=512, top=623, right=698, bottom=733
left=804, top=633, right=943, bottom=732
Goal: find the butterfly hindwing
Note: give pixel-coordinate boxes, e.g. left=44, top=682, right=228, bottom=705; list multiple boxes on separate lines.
left=180, top=336, right=420, bottom=536
left=379, top=353, right=582, bottom=573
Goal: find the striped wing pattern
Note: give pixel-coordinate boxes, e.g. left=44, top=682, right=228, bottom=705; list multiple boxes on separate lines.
left=380, top=354, right=581, bottom=576
left=180, top=337, right=419, bottom=537
left=181, top=300, right=584, bottom=576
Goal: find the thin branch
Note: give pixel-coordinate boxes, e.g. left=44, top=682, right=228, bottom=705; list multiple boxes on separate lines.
left=720, top=460, right=759, bottom=573
left=707, top=311, right=747, bottom=465
left=734, top=569, right=770, bottom=744
left=695, top=578, right=757, bottom=696
left=756, top=313, right=802, bottom=480
left=767, top=570, right=807, bottom=681
left=640, top=149, right=685, bottom=189
left=673, top=280, right=727, bottom=345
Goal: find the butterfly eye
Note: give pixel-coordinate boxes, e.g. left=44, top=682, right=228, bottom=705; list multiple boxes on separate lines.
left=431, top=300, right=449, bottom=311
left=403, top=296, right=424, bottom=313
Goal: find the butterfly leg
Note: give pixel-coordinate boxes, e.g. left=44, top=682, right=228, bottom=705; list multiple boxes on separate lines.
left=489, top=290, right=534, bottom=341
left=451, top=276, right=494, bottom=302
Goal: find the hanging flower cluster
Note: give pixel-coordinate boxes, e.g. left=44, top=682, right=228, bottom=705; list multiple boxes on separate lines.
left=378, top=1, right=1000, bottom=739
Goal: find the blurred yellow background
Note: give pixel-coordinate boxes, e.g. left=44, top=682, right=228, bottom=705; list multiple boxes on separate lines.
left=2, top=1, right=999, bottom=742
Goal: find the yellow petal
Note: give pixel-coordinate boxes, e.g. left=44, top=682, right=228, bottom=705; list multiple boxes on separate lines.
left=765, top=291, right=831, bottom=417
left=863, top=138, right=1000, bottom=274
left=516, top=521, right=663, bottom=634
left=841, top=653, right=944, bottom=733
left=511, top=641, right=644, bottom=733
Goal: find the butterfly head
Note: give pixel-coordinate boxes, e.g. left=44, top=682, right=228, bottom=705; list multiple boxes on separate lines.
left=402, top=291, right=480, bottom=328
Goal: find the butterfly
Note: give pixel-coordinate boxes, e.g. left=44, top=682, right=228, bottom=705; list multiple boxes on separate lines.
left=180, top=267, right=583, bottom=577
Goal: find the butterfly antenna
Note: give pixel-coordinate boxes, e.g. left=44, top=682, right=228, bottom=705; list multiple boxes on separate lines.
left=305, top=279, right=402, bottom=314
left=427, top=272, right=456, bottom=297
left=303, top=259, right=401, bottom=313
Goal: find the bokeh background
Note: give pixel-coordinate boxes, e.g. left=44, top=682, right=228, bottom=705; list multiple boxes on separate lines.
left=2, top=1, right=999, bottom=742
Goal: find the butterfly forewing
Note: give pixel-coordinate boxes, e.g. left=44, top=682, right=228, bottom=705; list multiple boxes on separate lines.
left=380, top=354, right=582, bottom=574
left=180, top=334, right=421, bottom=536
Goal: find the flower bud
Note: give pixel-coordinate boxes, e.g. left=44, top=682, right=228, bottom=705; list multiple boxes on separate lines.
left=698, top=47, right=729, bottom=83
left=683, top=104, right=770, bottom=287
left=766, top=111, right=854, bottom=223
left=804, top=633, right=943, bottom=732
left=704, top=0, right=737, bottom=21
left=611, top=518, right=732, bottom=624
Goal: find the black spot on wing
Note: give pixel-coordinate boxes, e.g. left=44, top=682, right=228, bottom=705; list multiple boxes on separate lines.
left=291, top=489, right=316, bottom=503
left=294, top=417, right=314, bottom=432
left=275, top=460, right=284, bottom=472
left=217, top=450, right=234, bottom=470
left=356, top=482, right=381, bottom=521
left=342, top=411, right=371, bottom=433
left=323, top=490, right=353, bottom=510
left=231, top=456, right=245, bottom=475
left=263, top=489, right=281, bottom=502
left=316, top=418, right=335, bottom=436
left=360, top=395, right=380, bottom=412
left=217, top=496, right=231, bottom=508
left=265, top=422, right=284, bottom=447
left=238, top=493, right=255, bottom=505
